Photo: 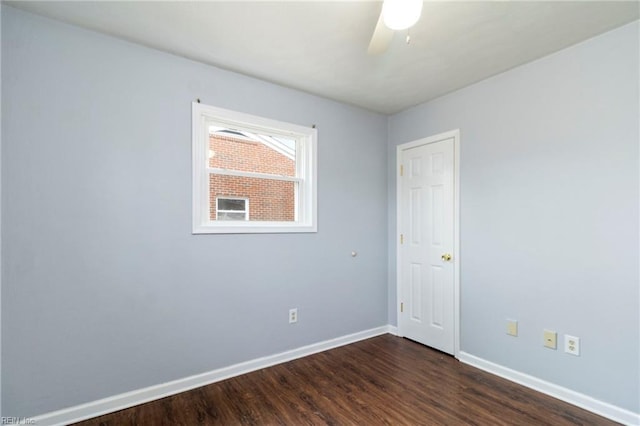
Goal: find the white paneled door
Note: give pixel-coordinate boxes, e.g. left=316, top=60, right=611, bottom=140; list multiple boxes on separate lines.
left=398, top=133, right=457, bottom=355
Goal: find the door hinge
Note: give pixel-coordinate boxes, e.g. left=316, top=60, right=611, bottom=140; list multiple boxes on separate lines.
left=400, top=165, right=404, bottom=176
left=400, top=234, right=404, bottom=244
left=400, top=302, right=404, bottom=313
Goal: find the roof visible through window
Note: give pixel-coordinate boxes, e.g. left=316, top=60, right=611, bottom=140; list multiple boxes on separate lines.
left=209, top=126, right=295, bottom=160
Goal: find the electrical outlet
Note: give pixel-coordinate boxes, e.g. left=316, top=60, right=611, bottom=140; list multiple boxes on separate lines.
left=289, top=308, right=298, bottom=324
left=506, top=319, right=518, bottom=337
left=564, top=335, right=580, bottom=356
left=543, top=329, right=557, bottom=349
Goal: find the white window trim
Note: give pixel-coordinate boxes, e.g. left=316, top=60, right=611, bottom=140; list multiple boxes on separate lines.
left=192, top=102, right=317, bottom=234
left=216, top=197, right=249, bottom=221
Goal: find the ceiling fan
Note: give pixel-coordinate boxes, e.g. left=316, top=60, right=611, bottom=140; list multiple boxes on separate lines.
left=368, top=0, right=424, bottom=55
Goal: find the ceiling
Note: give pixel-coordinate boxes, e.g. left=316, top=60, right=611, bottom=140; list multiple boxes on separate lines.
left=6, top=1, right=639, bottom=114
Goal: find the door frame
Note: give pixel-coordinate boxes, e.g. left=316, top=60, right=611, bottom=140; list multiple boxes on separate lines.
left=396, top=129, right=461, bottom=358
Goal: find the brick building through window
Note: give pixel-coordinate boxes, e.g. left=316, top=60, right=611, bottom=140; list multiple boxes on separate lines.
left=208, top=131, right=296, bottom=222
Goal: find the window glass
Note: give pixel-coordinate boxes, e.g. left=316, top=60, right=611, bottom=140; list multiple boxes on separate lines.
left=209, top=127, right=296, bottom=178
left=210, top=176, right=294, bottom=222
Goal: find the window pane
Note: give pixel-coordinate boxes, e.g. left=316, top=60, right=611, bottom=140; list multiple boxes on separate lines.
left=210, top=174, right=295, bottom=222
left=208, top=126, right=296, bottom=177
left=218, top=198, right=246, bottom=211
left=217, top=212, right=247, bottom=221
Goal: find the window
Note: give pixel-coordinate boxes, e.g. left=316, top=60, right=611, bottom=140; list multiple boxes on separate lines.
left=192, top=102, right=317, bottom=234
left=216, top=197, right=249, bottom=221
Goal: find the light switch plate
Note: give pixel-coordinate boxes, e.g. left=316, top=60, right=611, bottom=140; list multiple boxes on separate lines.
left=506, top=319, right=518, bottom=337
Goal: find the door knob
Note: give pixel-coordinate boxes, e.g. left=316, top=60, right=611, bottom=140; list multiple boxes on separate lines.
left=441, top=253, right=452, bottom=262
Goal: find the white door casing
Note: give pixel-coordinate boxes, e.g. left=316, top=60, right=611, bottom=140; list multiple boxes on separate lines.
left=397, top=130, right=460, bottom=356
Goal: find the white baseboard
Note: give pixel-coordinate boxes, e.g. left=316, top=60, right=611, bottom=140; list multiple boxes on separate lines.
left=458, top=351, right=640, bottom=426
left=387, top=325, right=399, bottom=336
left=32, top=325, right=393, bottom=426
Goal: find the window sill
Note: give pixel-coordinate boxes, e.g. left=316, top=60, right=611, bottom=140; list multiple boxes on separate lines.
left=192, top=222, right=317, bottom=234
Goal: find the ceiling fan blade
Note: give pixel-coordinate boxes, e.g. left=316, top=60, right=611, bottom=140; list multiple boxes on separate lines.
left=367, top=11, right=394, bottom=55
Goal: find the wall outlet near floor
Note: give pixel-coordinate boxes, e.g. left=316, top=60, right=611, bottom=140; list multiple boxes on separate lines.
left=506, top=319, right=518, bottom=337
left=289, top=308, right=298, bottom=324
left=543, top=329, right=557, bottom=349
left=564, top=335, right=580, bottom=356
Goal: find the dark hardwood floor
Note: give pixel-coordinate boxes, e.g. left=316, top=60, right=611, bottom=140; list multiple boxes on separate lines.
left=74, top=335, right=617, bottom=425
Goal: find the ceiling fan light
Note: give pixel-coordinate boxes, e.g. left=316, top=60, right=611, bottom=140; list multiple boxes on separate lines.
left=382, top=0, right=423, bottom=31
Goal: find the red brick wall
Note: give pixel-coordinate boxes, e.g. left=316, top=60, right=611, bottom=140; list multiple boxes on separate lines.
left=208, top=134, right=295, bottom=221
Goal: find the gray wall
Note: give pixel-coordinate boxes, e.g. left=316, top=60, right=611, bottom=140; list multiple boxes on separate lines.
left=388, top=21, right=639, bottom=412
left=1, top=6, right=388, bottom=416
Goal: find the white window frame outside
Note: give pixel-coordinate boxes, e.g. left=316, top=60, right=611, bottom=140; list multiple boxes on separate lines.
left=216, top=197, right=249, bottom=221
left=192, top=102, right=317, bottom=234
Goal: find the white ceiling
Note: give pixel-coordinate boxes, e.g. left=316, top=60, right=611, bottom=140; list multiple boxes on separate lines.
left=6, top=1, right=639, bottom=114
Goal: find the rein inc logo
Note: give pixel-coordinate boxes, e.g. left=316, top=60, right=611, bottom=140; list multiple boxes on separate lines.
left=1, top=418, right=35, bottom=425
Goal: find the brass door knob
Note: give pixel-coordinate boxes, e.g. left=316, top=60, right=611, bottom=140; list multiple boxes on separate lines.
left=441, top=253, right=452, bottom=262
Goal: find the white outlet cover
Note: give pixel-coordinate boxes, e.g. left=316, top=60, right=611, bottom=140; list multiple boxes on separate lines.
left=564, top=334, right=580, bottom=356
left=289, top=308, right=298, bottom=324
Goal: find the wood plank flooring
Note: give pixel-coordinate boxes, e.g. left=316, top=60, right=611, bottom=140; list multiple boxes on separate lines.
left=74, top=335, right=617, bottom=425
